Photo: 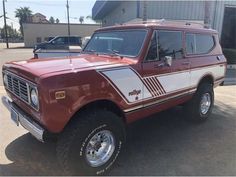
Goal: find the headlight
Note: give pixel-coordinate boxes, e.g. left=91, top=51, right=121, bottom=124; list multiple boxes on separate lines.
left=3, top=74, right=8, bottom=86
left=30, top=88, right=39, bottom=107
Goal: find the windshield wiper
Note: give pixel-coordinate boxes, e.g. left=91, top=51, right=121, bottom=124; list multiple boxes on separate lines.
left=107, top=49, right=123, bottom=59
left=82, top=49, right=97, bottom=54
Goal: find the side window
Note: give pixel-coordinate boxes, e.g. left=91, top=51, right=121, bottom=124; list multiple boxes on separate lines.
left=186, top=33, right=215, bottom=55
left=64, top=37, right=69, bottom=45
left=186, top=34, right=196, bottom=54
left=146, top=31, right=158, bottom=61
left=54, top=37, right=64, bottom=44
left=69, top=37, right=76, bottom=44
left=196, top=34, right=214, bottom=54
left=158, top=30, right=183, bottom=60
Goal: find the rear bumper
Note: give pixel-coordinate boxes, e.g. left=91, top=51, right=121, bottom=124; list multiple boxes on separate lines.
left=2, top=96, right=45, bottom=142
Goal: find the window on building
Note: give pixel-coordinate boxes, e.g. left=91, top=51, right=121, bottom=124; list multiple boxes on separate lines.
left=36, top=37, right=42, bottom=43
left=146, top=31, right=158, bottom=61
left=186, top=33, right=215, bottom=55
left=157, top=30, right=183, bottom=60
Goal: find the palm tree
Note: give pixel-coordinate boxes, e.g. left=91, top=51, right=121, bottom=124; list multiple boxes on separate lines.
left=79, top=16, right=84, bottom=24
left=15, top=7, right=32, bottom=36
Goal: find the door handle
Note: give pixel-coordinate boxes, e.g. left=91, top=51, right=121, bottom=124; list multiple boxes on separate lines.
left=217, top=56, right=221, bottom=61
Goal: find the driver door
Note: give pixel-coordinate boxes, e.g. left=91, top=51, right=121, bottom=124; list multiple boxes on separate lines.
left=141, top=30, right=190, bottom=102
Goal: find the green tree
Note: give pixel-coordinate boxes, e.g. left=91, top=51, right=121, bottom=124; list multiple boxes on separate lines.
left=56, top=18, right=60, bottom=23
left=86, top=15, right=101, bottom=24
left=79, top=16, right=84, bottom=24
left=49, top=16, right=55, bottom=23
left=0, top=25, right=21, bottom=39
left=15, top=7, right=32, bottom=36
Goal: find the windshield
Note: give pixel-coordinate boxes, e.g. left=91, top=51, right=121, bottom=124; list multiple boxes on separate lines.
left=83, top=29, right=147, bottom=57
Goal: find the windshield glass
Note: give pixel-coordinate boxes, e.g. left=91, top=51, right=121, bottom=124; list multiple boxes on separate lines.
left=83, top=29, right=147, bottom=57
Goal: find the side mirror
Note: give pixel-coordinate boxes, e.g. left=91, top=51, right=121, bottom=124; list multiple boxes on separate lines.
left=51, top=41, right=56, bottom=44
left=164, top=56, right=173, bottom=67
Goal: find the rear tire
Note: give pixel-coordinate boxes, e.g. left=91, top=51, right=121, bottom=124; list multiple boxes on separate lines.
left=184, top=83, right=214, bottom=122
left=56, top=110, right=126, bottom=175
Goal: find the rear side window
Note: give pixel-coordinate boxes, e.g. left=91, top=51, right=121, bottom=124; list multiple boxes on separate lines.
left=69, top=37, right=76, bottom=44
left=157, top=30, right=183, bottom=60
left=186, top=33, right=215, bottom=55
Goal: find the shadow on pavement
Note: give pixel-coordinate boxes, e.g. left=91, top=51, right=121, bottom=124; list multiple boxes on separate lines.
left=1, top=134, right=63, bottom=176
left=1, top=105, right=236, bottom=176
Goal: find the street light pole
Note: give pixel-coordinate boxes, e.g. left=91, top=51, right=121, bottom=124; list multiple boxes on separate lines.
left=2, top=0, right=9, bottom=48
left=66, top=0, right=71, bottom=37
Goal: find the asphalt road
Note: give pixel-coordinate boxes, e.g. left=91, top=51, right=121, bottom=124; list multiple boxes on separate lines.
left=0, top=86, right=236, bottom=175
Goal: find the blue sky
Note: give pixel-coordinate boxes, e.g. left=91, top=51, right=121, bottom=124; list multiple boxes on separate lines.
left=0, top=0, right=96, bottom=29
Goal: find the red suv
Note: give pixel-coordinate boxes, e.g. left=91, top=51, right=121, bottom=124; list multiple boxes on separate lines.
left=2, top=21, right=226, bottom=175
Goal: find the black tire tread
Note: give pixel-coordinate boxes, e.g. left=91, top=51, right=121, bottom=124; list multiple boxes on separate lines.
left=184, top=82, right=214, bottom=122
left=56, top=109, right=125, bottom=175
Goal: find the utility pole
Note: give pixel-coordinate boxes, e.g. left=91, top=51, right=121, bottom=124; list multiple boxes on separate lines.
left=204, top=1, right=212, bottom=28
left=66, top=0, right=70, bottom=37
left=2, top=0, right=9, bottom=48
left=142, top=1, right=147, bottom=23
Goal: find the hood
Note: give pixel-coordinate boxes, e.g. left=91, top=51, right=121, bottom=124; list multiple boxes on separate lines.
left=4, top=54, right=134, bottom=79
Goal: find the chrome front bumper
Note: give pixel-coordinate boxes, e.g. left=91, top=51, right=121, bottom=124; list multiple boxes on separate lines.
left=2, top=96, right=45, bottom=142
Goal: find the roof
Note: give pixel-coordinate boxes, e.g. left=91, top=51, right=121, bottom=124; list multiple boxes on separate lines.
left=92, top=1, right=121, bottom=20
left=32, top=13, right=46, bottom=18
left=95, top=20, right=218, bottom=33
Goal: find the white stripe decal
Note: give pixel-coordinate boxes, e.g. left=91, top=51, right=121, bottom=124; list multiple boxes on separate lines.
left=100, top=68, right=152, bottom=103
left=98, top=64, right=225, bottom=105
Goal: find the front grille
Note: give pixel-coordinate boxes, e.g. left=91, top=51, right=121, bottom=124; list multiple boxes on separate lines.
left=5, top=72, right=30, bottom=103
left=3, top=71, right=39, bottom=111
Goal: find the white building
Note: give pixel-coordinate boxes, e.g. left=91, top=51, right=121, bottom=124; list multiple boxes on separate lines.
left=23, top=23, right=100, bottom=47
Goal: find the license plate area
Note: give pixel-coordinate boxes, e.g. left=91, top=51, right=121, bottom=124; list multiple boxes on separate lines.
left=11, top=108, right=19, bottom=126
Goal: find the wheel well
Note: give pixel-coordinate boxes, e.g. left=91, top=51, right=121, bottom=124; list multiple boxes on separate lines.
left=198, top=75, right=214, bottom=88
left=69, top=100, right=126, bottom=125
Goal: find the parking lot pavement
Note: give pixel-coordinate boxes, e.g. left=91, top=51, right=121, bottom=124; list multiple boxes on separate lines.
left=0, top=48, right=33, bottom=86
left=0, top=85, right=235, bottom=176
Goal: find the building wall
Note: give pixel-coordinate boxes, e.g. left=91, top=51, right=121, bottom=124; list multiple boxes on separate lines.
left=139, top=1, right=206, bottom=21
left=212, top=0, right=236, bottom=38
left=23, top=23, right=101, bottom=47
left=99, top=1, right=236, bottom=38
left=102, top=1, right=137, bottom=26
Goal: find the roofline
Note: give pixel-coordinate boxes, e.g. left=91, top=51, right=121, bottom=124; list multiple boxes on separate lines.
left=33, top=13, right=46, bottom=18
left=95, top=23, right=218, bottom=34
left=92, top=1, right=121, bottom=20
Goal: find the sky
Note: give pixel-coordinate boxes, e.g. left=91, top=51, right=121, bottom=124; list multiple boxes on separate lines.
left=0, top=0, right=96, bottom=30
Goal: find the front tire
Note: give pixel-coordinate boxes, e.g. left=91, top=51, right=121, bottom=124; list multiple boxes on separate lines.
left=56, top=110, right=126, bottom=175
left=184, top=83, right=214, bottom=122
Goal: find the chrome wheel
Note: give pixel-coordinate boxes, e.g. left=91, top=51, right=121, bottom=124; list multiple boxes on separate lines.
left=200, top=93, right=211, bottom=115
left=85, top=130, right=115, bottom=167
